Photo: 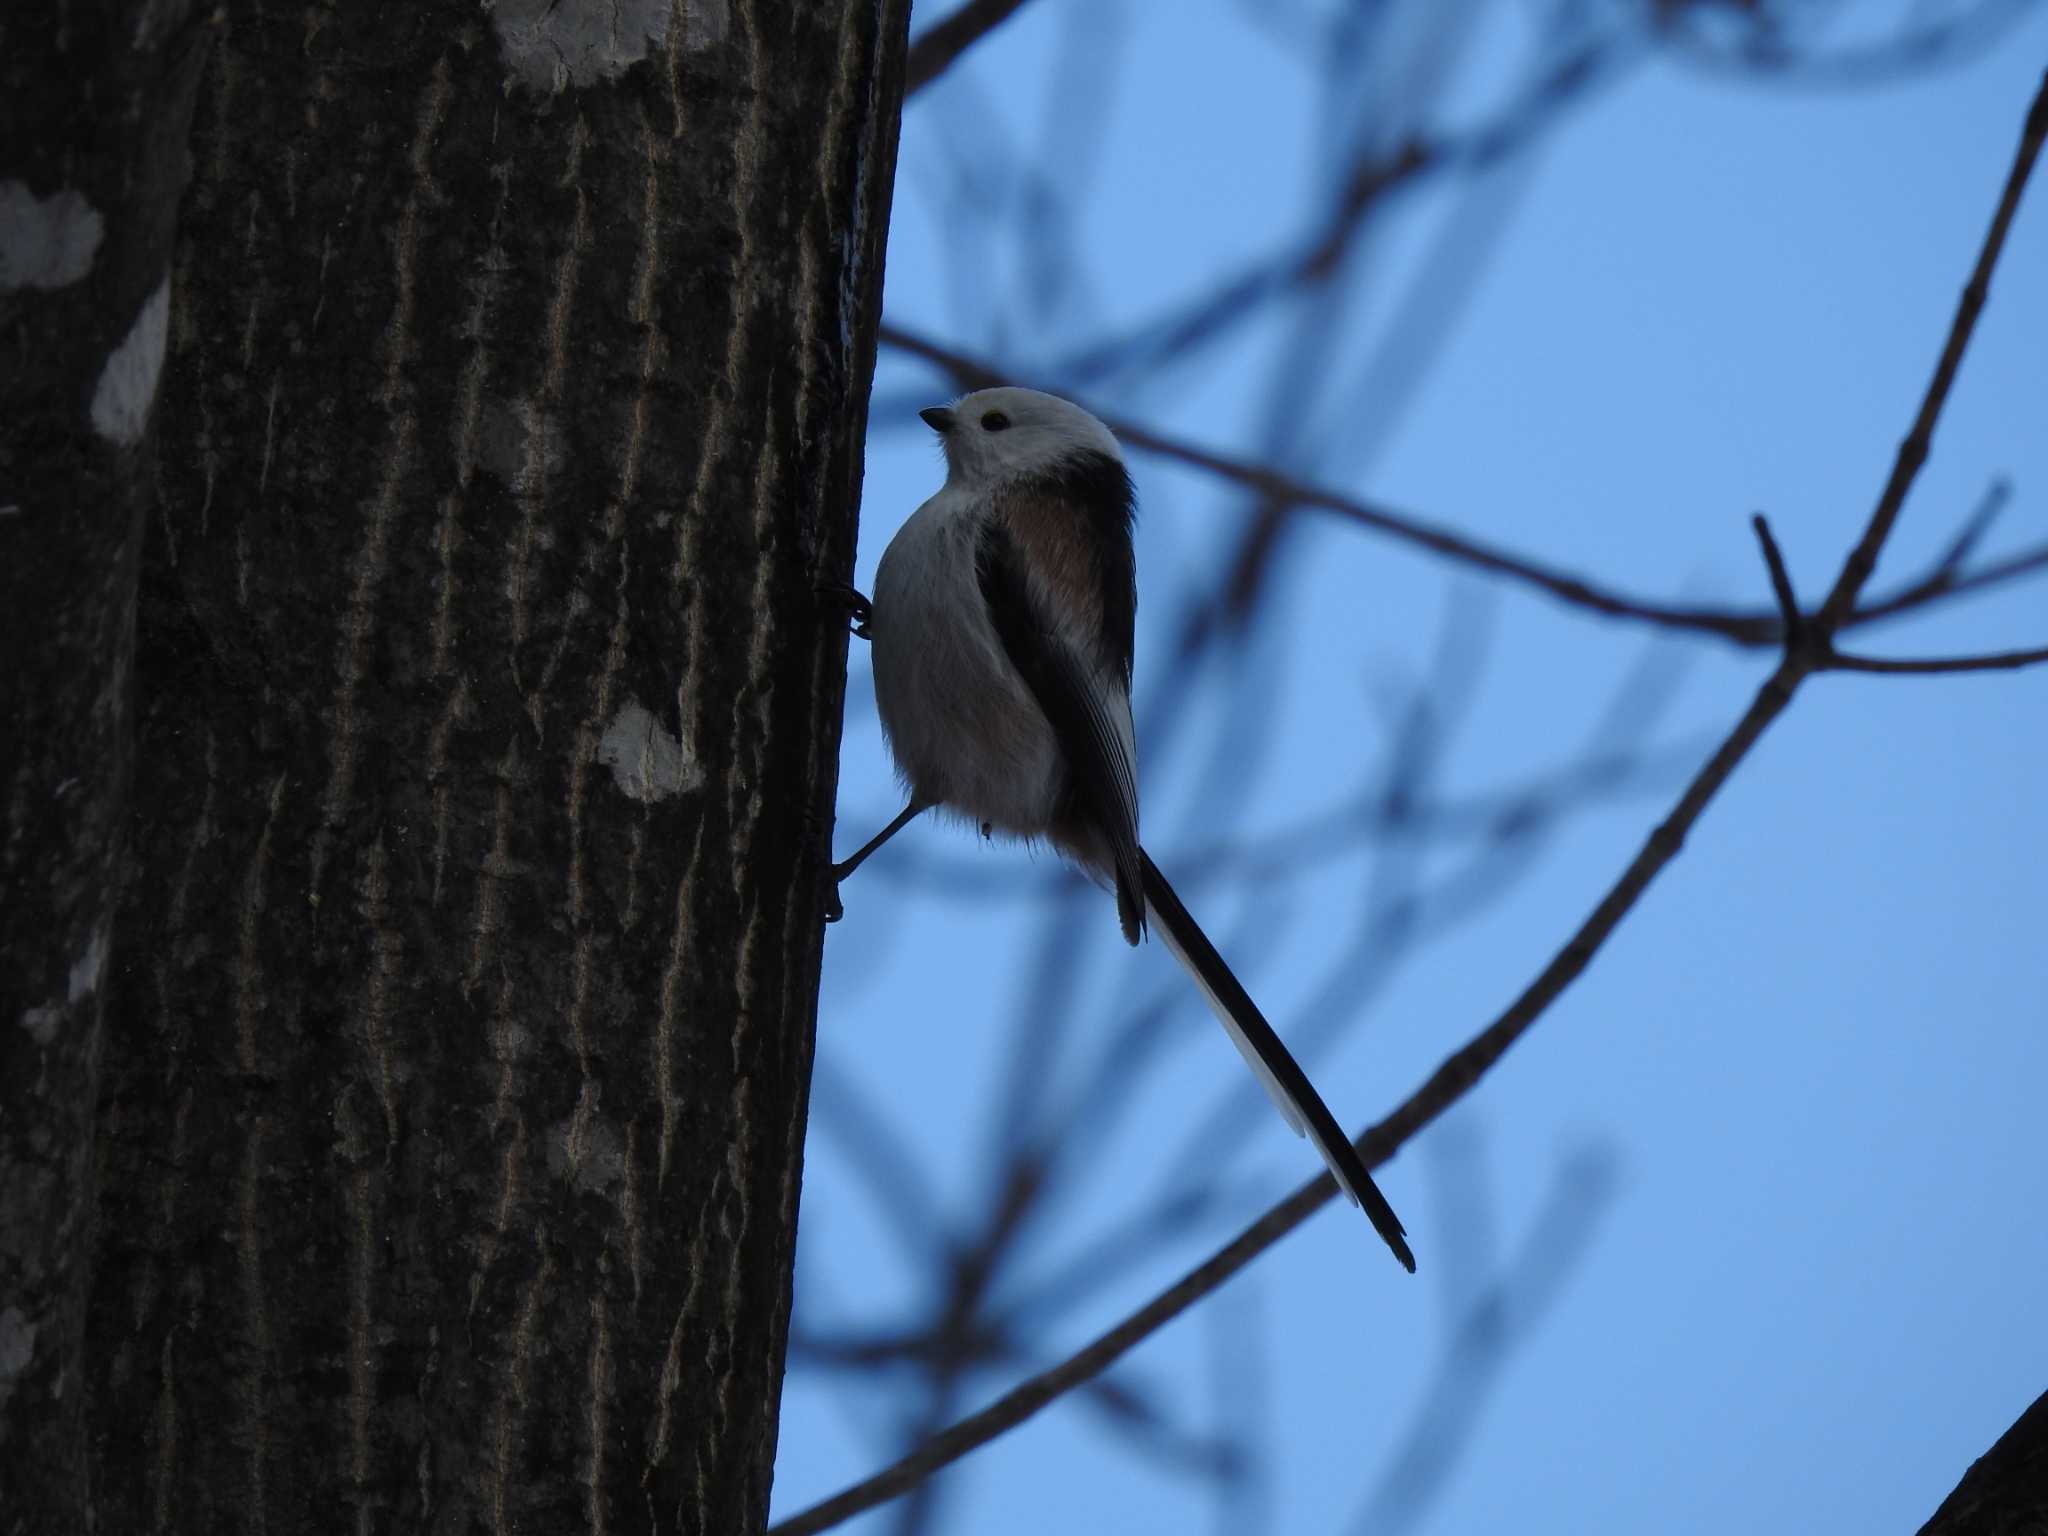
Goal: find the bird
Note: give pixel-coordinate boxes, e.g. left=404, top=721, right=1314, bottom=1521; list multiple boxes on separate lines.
left=827, top=386, right=1413, bottom=1271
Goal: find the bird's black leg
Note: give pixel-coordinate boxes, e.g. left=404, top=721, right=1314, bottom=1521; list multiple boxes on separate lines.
left=817, top=580, right=874, bottom=640
left=824, top=800, right=926, bottom=921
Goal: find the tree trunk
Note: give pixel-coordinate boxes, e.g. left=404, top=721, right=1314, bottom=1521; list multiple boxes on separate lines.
left=1, top=4, right=211, bottom=1531
left=1918, top=1389, right=2048, bottom=1536
left=72, top=2, right=906, bottom=1531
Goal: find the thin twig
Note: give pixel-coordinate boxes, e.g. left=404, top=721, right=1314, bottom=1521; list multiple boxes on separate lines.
left=773, top=638, right=1819, bottom=1536
left=770, top=639, right=1801, bottom=1536
left=1826, top=645, right=2048, bottom=675
left=1815, top=69, right=2048, bottom=631
left=885, top=323, right=1778, bottom=642
left=882, top=324, right=2048, bottom=647
left=1851, top=538, right=2048, bottom=624
left=1929, top=476, right=2012, bottom=578
left=1750, top=515, right=1803, bottom=637
left=904, top=0, right=1037, bottom=96
left=1047, top=33, right=1622, bottom=386
left=776, top=68, right=2048, bottom=1536
left=1665, top=0, right=2036, bottom=87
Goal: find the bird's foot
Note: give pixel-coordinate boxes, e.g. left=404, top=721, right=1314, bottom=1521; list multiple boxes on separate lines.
left=816, top=581, right=873, bottom=640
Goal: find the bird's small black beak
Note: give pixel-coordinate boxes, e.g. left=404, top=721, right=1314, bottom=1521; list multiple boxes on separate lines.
left=919, top=406, right=956, bottom=434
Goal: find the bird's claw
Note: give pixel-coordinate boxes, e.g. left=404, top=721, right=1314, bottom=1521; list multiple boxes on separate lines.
left=816, top=581, right=874, bottom=640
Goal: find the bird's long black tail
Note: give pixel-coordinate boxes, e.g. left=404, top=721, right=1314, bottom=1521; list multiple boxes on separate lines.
left=1140, top=850, right=1414, bottom=1271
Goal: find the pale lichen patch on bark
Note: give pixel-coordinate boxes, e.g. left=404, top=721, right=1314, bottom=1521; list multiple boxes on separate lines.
left=492, top=0, right=676, bottom=94
left=20, top=926, right=111, bottom=1042
left=681, top=0, right=730, bottom=50
left=90, top=277, right=170, bottom=447
left=0, top=181, right=103, bottom=291
left=68, top=927, right=109, bottom=1003
left=597, top=702, right=701, bottom=804
left=475, top=394, right=561, bottom=501
left=549, top=1110, right=624, bottom=1194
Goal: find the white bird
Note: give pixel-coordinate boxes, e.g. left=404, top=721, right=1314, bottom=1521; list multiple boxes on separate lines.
left=829, top=386, right=1413, bottom=1271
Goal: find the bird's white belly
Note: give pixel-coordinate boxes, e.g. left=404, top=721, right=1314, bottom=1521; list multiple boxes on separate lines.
left=871, top=504, right=1065, bottom=835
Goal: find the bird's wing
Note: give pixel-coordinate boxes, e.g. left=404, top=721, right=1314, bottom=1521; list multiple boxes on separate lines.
left=975, top=515, right=1145, bottom=940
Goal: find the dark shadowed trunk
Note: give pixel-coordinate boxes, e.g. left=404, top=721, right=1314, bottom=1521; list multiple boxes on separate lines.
left=1918, top=1390, right=2048, bottom=1536
left=3, top=0, right=906, bottom=1530
left=1, top=4, right=212, bottom=1530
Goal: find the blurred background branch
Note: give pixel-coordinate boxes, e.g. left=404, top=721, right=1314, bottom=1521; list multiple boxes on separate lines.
left=783, top=4, right=2048, bottom=1533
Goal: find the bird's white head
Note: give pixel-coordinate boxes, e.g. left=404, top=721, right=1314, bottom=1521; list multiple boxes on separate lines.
left=921, top=386, right=1123, bottom=488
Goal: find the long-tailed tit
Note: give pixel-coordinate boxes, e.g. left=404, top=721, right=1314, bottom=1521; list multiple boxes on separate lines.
left=831, top=387, right=1413, bottom=1271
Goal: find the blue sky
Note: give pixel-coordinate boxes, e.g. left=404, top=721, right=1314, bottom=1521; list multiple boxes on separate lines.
left=780, top=5, right=2048, bottom=1532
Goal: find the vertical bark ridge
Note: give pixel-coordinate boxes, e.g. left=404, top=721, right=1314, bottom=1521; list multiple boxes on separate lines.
left=86, top=1, right=912, bottom=1531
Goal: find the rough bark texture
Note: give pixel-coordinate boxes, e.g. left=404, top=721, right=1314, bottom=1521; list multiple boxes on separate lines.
left=1918, top=1390, right=2048, bottom=1536
left=66, top=1, right=909, bottom=1531
left=0, top=4, right=210, bottom=1530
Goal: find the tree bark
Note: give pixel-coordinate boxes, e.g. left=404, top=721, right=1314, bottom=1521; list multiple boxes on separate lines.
left=71, top=2, right=908, bottom=1531
left=1, top=4, right=211, bottom=1531
left=1918, top=1389, right=2048, bottom=1536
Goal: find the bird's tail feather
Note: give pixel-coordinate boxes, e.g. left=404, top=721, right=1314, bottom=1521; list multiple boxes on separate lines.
left=1140, top=850, right=1415, bottom=1272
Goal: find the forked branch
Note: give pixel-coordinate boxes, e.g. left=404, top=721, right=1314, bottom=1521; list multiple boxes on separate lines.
left=778, top=66, right=2048, bottom=1536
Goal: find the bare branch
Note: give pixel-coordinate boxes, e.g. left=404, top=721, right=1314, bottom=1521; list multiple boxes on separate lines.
left=1826, top=645, right=2048, bottom=675
left=1345, top=1143, right=1620, bottom=1536
left=1046, top=32, right=1624, bottom=388
left=1852, top=538, right=2048, bottom=624
left=1750, top=514, right=1804, bottom=637
left=905, top=0, right=1037, bottom=97
left=774, top=636, right=1809, bottom=1536
left=1916, top=1386, right=2048, bottom=1535
left=775, top=68, right=2048, bottom=1535
left=884, top=322, right=1780, bottom=643
left=1815, top=68, right=2048, bottom=631
left=1666, top=0, right=2038, bottom=86
left=1929, top=477, right=2012, bottom=579
left=884, top=323, right=2048, bottom=648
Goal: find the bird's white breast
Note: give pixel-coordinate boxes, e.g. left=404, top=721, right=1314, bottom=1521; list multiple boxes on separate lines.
left=870, top=489, right=1066, bottom=835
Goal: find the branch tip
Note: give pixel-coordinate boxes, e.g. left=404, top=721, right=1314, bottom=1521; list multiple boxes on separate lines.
left=1750, top=515, right=1802, bottom=640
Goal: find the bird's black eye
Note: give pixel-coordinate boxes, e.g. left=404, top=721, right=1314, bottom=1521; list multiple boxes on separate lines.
left=980, top=411, right=1011, bottom=432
